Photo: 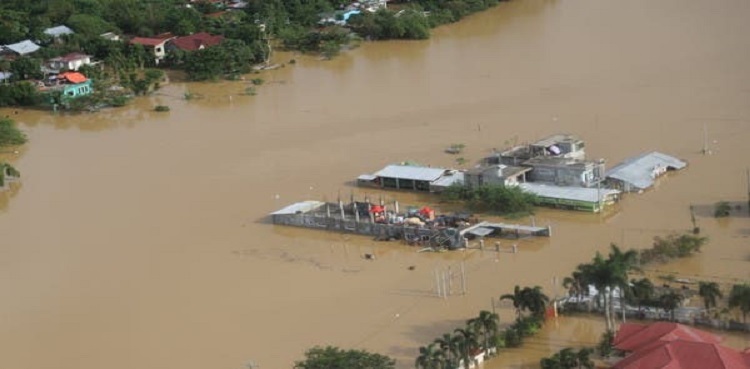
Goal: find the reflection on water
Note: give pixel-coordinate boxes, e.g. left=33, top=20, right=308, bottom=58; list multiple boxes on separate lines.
left=1, top=0, right=750, bottom=368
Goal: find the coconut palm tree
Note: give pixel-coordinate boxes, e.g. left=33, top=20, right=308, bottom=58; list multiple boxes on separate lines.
left=523, top=286, right=550, bottom=318
left=500, top=285, right=525, bottom=319
left=563, top=270, right=587, bottom=303
left=660, top=290, right=684, bottom=321
left=698, top=281, right=723, bottom=313
left=467, top=310, right=499, bottom=355
left=607, top=244, right=638, bottom=324
left=453, top=327, right=479, bottom=369
left=432, top=333, right=458, bottom=368
left=728, top=283, right=750, bottom=323
left=415, top=343, right=445, bottom=369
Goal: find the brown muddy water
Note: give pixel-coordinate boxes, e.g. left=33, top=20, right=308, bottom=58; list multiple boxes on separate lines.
left=2, top=0, right=750, bottom=368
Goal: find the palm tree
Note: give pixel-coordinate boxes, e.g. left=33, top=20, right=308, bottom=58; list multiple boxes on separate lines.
left=467, top=310, right=499, bottom=355
left=500, top=285, right=525, bottom=319
left=698, top=281, right=723, bottom=313
left=415, top=343, right=444, bottom=369
left=453, top=328, right=479, bottom=369
left=629, top=278, right=655, bottom=312
left=607, top=244, right=638, bottom=324
left=432, top=333, right=458, bottom=368
left=523, top=286, right=550, bottom=318
left=563, top=270, right=587, bottom=303
left=660, top=290, right=684, bottom=321
left=728, top=283, right=750, bottom=323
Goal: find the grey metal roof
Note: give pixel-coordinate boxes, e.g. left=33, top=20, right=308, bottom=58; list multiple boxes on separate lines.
left=44, top=25, right=74, bottom=37
left=467, top=227, right=494, bottom=237
left=357, top=174, right=377, bottom=181
left=374, top=164, right=448, bottom=182
left=3, top=40, right=40, bottom=55
left=431, top=171, right=464, bottom=188
left=520, top=183, right=620, bottom=203
left=270, top=201, right=325, bottom=215
left=606, top=152, right=687, bottom=190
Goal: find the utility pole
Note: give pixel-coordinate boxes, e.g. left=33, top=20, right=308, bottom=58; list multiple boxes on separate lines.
left=702, top=124, right=709, bottom=155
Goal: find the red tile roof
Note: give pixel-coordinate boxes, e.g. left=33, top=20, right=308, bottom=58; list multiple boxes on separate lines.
left=130, top=37, right=168, bottom=47
left=614, top=322, right=722, bottom=352
left=169, top=32, right=224, bottom=51
left=613, top=340, right=750, bottom=369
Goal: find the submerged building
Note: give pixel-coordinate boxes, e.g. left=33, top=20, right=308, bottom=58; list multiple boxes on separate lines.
left=358, top=164, right=464, bottom=192
left=606, top=152, right=687, bottom=192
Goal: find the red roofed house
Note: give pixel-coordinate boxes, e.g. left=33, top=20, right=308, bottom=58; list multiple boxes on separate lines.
left=129, top=33, right=175, bottom=64
left=612, top=322, right=750, bottom=369
left=168, top=32, right=224, bottom=52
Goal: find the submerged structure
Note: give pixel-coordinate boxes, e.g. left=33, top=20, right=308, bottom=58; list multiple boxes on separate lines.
left=357, top=164, right=464, bottom=192
left=270, top=199, right=550, bottom=249
left=605, top=152, right=687, bottom=192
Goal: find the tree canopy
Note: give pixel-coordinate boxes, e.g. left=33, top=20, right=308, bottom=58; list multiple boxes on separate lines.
left=294, top=346, right=396, bottom=369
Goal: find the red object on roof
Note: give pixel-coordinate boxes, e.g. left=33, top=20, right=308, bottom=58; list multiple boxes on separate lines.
left=612, top=340, right=750, bottom=369
left=170, top=32, right=224, bottom=51
left=614, top=322, right=722, bottom=352
left=58, top=72, right=87, bottom=84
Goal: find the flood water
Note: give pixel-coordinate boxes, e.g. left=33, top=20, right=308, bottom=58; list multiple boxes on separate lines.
left=2, top=0, right=750, bottom=368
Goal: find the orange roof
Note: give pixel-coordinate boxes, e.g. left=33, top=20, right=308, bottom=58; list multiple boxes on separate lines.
left=614, top=322, right=722, bottom=352
left=58, top=72, right=87, bottom=84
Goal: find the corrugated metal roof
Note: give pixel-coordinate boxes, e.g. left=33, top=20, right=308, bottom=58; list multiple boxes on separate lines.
left=3, top=40, right=40, bottom=55
left=432, top=172, right=464, bottom=188
left=520, top=183, right=620, bottom=203
left=44, top=25, right=74, bottom=37
left=467, top=227, right=494, bottom=237
left=374, top=165, right=447, bottom=182
left=270, top=201, right=325, bottom=215
left=606, top=152, right=687, bottom=190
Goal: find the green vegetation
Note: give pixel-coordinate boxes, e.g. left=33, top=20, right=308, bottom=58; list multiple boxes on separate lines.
left=500, top=285, right=550, bottom=319
left=698, top=281, right=723, bottom=312
left=728, top=284, right=750, bottom=323
left=0, top=82, right=42, bottom=107
left=540, top=347, right=594, bottom=369
left=714, top=201, right=731, bottom=217
left=640, top=233, right=707, bottom=264
left=0, top=162, right=21, bottom=187
left=154, top=105, right=170, bottom=112
left=0, top=117, right=27, bottom=147
left=596, top=330, right=615, bottom=358
left=441, top=184, right=537, bottom=215
left=294, top=346, right=395, bottom=369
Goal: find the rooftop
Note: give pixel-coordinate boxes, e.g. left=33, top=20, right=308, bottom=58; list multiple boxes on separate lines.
left=374, top=164, right=450, bottom=182
left=130, top=34, right=173, bottom=46
left=614, top=322, right=722, bottom=352
left=523, top=156, right=598, bottom=169
left=606, top=151, right=687, bottom=190
left=466, top=164, right=532, bottom=178
left=519, top=182, right=619, bottom=203
left=50, top=52, right=90, bottom=62
left=44, top=25, right=75, bottom=37
left=532, top=134, right=583, bottom=148
left=170, top=32, right=224, bottom=51
left=270, top=201, right=326, bottom=215
left=2, top=40, right=41, bottom=55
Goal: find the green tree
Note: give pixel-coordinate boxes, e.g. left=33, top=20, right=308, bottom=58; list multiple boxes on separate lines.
left=432, top=333, right=459, bottom=368
left=728, top=284, right=750, bottom=323
left=660, top=290, right=684, bottom=321
left=467, top=310, right=499, bottom=353
left=629, top=278, right=655, bottom=312
left=0, top=162, right=21, bottom=187
left=0, top=117, right=27, bottom=147
left=415, top=343, right=444, bottom=369
left=698, top=281, right=722, bottom=312
left=294, top=346, right=395, bottom=369
left=452, top=327, right=479, bottom=369
left=500, top=285, right=525, bottom=319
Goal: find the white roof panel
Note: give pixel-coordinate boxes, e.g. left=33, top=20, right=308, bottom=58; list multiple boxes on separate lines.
left=44, top=25, right=75, bottom=37
left=3, top=40, right=40, bottom=55
left=374, top=165, right=447, bottom=182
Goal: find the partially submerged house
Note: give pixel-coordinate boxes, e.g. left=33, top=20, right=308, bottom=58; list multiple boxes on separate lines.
left=486, top=134, right=586, bottom=166
left=464, top=164, right=531, bottom=189
left=358, top=164, right=463, bottom=192
left=519, top=182, right=620, bottom=213
left=523, top=157, right=605, bottom=188
left=605, top=152, right=687, bottom=193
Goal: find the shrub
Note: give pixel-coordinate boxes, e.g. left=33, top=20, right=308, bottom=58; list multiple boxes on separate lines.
left=154, top=105, right=170, bottom=112
left=715, top=201, right=731, bottom=217
left=251, top=78, right=265, bottom=86
left=0, top=118, right=27, bottom=147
